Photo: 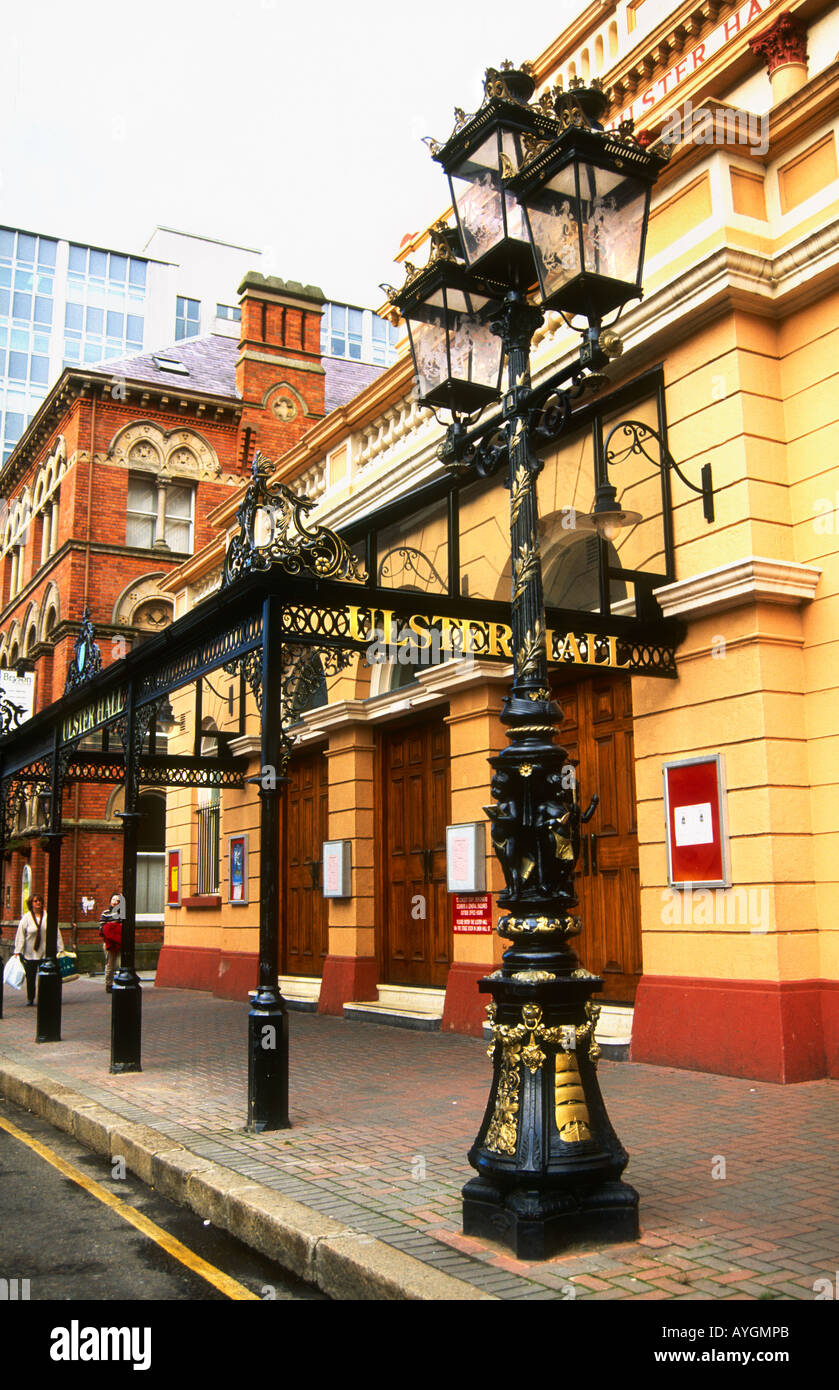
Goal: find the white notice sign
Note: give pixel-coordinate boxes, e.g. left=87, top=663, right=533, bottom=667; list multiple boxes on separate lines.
left=0, top=669, right=35, bottom=728
left=673, top=802, right=714, bottom=847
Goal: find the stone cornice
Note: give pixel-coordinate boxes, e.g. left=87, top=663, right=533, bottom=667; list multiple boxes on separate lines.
left=654, top=557, right=821, bottom=617
left=652, top=59, right=839, bottom=188
left=532, top=2, right=620, bottom=83
left=0, top=368, right=241, bottom=497
left=290, top=659, right=512, bottom=743
left=615, top=217, right=839, bottom=369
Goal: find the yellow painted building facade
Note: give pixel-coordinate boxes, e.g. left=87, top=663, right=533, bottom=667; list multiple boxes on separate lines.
left=157, top=0, right=839, bottom=1082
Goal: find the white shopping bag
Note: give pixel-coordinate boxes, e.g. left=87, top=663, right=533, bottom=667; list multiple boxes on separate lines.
left=3, top=955, right=25, bottom=990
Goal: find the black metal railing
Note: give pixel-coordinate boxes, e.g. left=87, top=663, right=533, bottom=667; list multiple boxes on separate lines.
left=196, top=802, right=220, bottom=895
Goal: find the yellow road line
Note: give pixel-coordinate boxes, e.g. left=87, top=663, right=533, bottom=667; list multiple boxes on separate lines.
left=0, top=1111, right=259, bottom=1301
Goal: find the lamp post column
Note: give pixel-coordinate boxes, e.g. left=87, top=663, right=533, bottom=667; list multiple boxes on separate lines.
left=37, top=728, right=64, bottom=1043
left=247, top=593, right=289, bottom=1132
left=461, top=293, right=639, bottom=1259
left=112, top=682, right=143, bottom=1073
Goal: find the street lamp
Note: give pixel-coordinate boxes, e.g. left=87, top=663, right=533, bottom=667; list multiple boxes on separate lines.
left=389, top=224, right=506, bottom=416
left=390, top=66, right=668, bottom=1258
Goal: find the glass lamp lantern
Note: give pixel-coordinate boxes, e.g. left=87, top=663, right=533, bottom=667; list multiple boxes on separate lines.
left=431, top=65, right=559, bottom=290
left=506, top=83, right=669, bottom=322
left=390, top=252, right=506, bottom=416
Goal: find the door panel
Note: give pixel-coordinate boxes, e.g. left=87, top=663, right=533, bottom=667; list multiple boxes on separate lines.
left=551, top=672, right=642, bottom=1002
left=382, top=717, right=451, bottom=988
left=284, top=749, right=329, bottom=977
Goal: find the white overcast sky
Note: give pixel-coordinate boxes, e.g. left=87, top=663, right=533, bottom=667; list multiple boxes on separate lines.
left=0, top=0, right=581, bottom=307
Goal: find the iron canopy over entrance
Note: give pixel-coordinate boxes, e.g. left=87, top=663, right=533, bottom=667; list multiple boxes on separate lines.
left=0, top=365, right=690, bottom=1126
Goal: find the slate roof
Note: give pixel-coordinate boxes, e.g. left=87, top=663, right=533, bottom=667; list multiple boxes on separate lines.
left=98, top=335, right=385, bottom=414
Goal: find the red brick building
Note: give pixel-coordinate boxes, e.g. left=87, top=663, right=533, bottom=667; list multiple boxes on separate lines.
left=0, top=273, right=382, bottom=967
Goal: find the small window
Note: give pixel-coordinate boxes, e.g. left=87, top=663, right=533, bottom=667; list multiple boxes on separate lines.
left=151, top=354, right=189, bottom=375
left=216, top=303, right=241, bottom=321
left=164, top=483, right=193, bottom=551
left=126, top=475, right=193, bottom=552
left=175, top=296, right=200, bottom=340
left=126, top=476, right=157, bottom=548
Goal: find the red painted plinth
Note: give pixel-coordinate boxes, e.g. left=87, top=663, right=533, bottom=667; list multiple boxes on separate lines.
left=820, top=981, right=839, bottom=1079
left=154, top=945, right=258, bottom=1000
left=442, top=962, right=493, bottom=1037
left=215, top=951, right=259, bottom=1000
left=318, top=955, right=378, bottom=1015
left=155, top=945, right=220, bottom=993
left=632, top=975, right=839, bottom=1083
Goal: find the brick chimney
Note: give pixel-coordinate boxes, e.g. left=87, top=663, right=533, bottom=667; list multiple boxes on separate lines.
left=236, top=273, right=325, bottom=462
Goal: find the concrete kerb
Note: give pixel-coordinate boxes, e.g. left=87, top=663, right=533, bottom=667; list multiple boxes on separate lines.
left=0, top=1062, right=495, bottom=1301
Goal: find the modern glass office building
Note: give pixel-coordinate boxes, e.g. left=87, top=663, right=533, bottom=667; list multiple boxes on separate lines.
left=0, top=223, right=401, bottom=466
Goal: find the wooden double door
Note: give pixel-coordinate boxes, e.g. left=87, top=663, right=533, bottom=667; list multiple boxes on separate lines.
left=381, top=718, right=451, bottom=988
left=283, top=749, right=329, bottom=977
left=550, top=671, right=642, bottom=1002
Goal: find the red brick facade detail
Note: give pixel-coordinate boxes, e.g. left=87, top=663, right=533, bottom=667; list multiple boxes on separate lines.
left=1, top=278, right=324, bottom=947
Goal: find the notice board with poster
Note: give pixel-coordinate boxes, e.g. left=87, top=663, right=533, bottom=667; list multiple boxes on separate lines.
left=663, top=754, right=730, bottom=889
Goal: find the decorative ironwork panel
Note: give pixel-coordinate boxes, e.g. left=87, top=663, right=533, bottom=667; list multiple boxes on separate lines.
left=136, top=614, right=263, bottom=705
left=223, top=452, right=367, bottom=587
left=280, top=604, right=364, bottom=647
left=64, top=606, right=103, bottom=695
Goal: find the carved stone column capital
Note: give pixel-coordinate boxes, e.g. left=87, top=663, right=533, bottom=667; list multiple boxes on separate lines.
left=748, top=10, right=808, bottom=102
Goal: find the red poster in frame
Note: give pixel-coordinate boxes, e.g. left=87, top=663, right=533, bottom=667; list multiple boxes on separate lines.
left=663, top=754, right=730, bottom=889
left=167, top=850, right=182, bottom=907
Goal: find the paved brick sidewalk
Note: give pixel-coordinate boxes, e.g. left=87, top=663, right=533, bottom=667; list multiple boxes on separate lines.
left=1, top=977, right=836, bottom=1300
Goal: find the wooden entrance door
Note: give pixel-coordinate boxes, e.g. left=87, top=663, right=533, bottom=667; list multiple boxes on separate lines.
left=550, top=672, right=642, bottom=1002
left=381, top=717, right=451, bottom=988
left=284, top=748, right=329, bottom=977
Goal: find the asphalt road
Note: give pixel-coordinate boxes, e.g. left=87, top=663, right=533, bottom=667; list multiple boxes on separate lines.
left=0, top=1095, right=326, bottom=1303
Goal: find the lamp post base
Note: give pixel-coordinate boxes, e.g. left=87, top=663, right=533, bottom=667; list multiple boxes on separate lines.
left=247, top=990, right=289, bottom=1132
left=463, top=1174, right=638, bottom=1260
left=463, top=972, right=639, bottom=1259
left=110, top=971, right=142, bottom=1073
left=35, top=962, right=62, bottom=1043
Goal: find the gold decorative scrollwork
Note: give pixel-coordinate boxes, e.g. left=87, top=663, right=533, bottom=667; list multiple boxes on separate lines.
left=499, top=913, right=580, bottom=937
left=484, top=1041, right=522, bottom=1154
left=512, top=542, right=541, bottom=602
left=517, top=623, right=544, bottom=678
left=510, top=464, right=531, bottom=525
left=223, top=452, right=367, bottom=587
left=486, top=1002, right=566, bottom=1074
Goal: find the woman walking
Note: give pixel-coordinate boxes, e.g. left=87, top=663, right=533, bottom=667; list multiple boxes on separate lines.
left=14, top=894, right=64, bottom=1006
left=99, top=893, right=123, bottom=993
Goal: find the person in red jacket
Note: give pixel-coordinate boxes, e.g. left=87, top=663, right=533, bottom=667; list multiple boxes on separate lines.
left=99, top=893, right=123, bottom=993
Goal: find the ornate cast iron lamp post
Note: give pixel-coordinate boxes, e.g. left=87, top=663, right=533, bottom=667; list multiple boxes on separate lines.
left=389, top=66, right=668, bottom=1257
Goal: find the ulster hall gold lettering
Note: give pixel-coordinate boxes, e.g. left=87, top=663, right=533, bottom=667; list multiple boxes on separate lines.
left=340, top=606, right=631, bottom=669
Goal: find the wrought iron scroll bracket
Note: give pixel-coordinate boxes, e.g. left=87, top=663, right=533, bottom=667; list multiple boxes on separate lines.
left=604, top=419, right=715, bottom=524
left=222, top=451, right=368, bottom=587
